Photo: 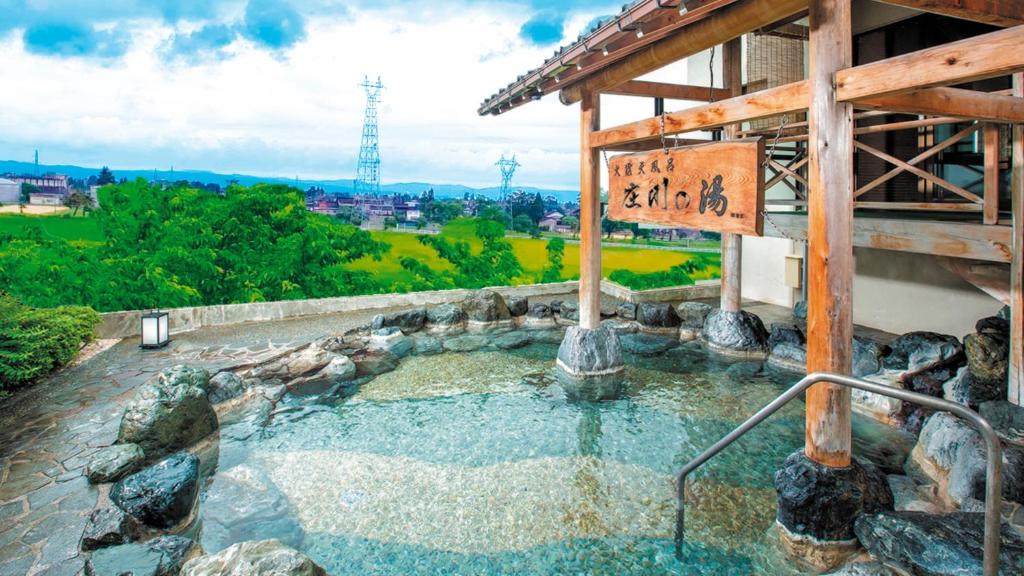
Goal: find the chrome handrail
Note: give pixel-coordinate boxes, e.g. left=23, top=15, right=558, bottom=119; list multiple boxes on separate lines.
left=674, top=372, right=1005, bottom=576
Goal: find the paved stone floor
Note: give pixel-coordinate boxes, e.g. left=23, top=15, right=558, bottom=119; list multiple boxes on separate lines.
left=0, top=294, right=868, bottom=575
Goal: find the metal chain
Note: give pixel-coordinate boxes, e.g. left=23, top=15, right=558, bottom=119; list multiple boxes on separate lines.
left=660, top=113, right=668, bottom=152
left=708, top=45, right=715, bottom=103
left=760, top=114, right=798, bottom=241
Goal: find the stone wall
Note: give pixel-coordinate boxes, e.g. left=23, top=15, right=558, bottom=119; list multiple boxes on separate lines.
left=600, top=279, right=720, bottom=304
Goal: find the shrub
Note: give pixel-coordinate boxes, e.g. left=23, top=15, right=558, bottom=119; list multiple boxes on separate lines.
left=608, top=257, right=711, bottom=291
left=0, top=292, right=99, bottom=394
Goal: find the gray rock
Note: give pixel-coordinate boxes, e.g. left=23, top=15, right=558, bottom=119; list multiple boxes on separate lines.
left=110, top=453, right=199, bottom=529
left=289, top=356, right=356, bottom=390
left=117, top=365, right=217, bottom=459
left=853, top=337, right=887, bottom=378
left=823, top=560, right=898, bottom=576
left=352, top=350, right=399, bottom=377
left=980, top=400, right=1024, bottom=442
left=86, top=444, right=145, bottom=484
left=943, top=365, right=1003, bottom=410
left=883, top=331, right=964, bottom=374
left=371, top=308, right=427, bottom=333
left=615, top=302, right=637, bottom=320
left=637, top=302, right=681, bottom=328
left=368, top=330, right=413, bottom=358
left=86, top=536, right=201, bottom=576
left=768, top=324, right=806, bottom=366
left=411, top=334, right=443, bottom=355
left=559, top=300, right=579, bottom=322
left=555, top=326, right=624, bottom=400
left=964, top=328, right=1009, bottom=384
left=886, top=474, right=943, bottom=513
left=200, top=466, right=303, bottom=554
left=493, top=331, right=531, bottom=350
left=908, top=412, right=978, bottom=477
left=774, top=451, right=893, bottom=541
left=855, top=511, right=1024, bottom=576
left=549, top=300, right=562, bottom=313
left=443, top=335, right=490, bottom=353
left=81, top=507, right=143, bottom=551
left=207, top=372, right=245, bottom=405
left=702, top=309, right=769, bottom=354
left=464, top=290, right=511, bottom=323
left=180, top=539, right=327, bottom=576
left=506, top=296, right=528, bottom=317
left=619, top=333, right=677, bottom=356
left=997, top=305, right=1010, bottom=322
left=426, top=303, right=466, bottom=328
left=947, top=401, right=1024, bottom=506
left=793, top=300, right=807, bottom=321
left=676, top=302, right=712, bottom=330
left=246, top=341, right=338, bottom=382
left=526, top=303, right=552, bottom=319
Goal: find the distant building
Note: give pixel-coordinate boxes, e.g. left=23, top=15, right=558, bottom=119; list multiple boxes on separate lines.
left=29, top=193, right=64, bottom=206
left=7, top=174, right=70, bottom=197
left=0, top=178, right=19, bottom=204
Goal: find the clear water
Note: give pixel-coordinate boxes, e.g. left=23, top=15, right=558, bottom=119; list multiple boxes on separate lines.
left=198, top=335, right=913, bottom=575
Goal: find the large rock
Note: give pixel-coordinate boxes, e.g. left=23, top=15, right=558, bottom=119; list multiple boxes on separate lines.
left=852, top=337, right=887, bottom=378
left=886, top=474, right=943, bottom=514
left=118, top=366, right=217, bottom=459
left=180, top=539, right=326, bottom=576
left=702, top=309, right=769, bottom=355
left=493, top=331, right=531, bottom=350
left=883, top=331, right=964, bottom=374
left=371, top=308, right=427, bottom=333
left=527, top=303, right=551, bottom=319
left=774, top=451, right=893, bottom=541
left=559, top=300, right=580, bottom=322
left=86, top=444, right=145, bottom=484
left=506, top=296, right=529, bottom=317
left=368, top=328, right=414, bottom=358
left=964, top=320, right=1009, bottom=384
left=676, top=302, right=712, bottom=340
left=86, top=536, right=202, bottom=576
left=425, top=303, right=466, bottom=330
left=81, top=507, right=143, bottom=551
left=637, top=302, right=681, bottom=330
left=855, top=511, right=1024, bottom=576
left=442, top=334, right=490, bottom=353
left=768, top=324, right=806, bottom=368
left=616, top=301, right=637, bottom=321
left=556, top=325, right=624, bottom=400
left=110, top=453, right=199, bottom=529
left=823, top=560, right=898, bottom=576
left=943, top=365, right=1003, bottom=410
left=463, top=290, right=511, bottom=324
left=352, top=350, right=399, bottom=377
left=286, top=355, right=356, bottom=393
left=246, top=336, right=346, bottom=381
left=200, top=466, right=303, bottom=554
left=207, top=372, right=245, bottom=405
left=793, top=300, right=807, bottom=321
left=619, top=333, right=677, bottom=356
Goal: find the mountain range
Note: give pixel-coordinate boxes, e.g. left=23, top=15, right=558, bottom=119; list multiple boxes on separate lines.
left=0, top=160, right=580, bottom=203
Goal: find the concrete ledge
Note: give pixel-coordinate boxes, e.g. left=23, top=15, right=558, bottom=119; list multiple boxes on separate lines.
left=600, top=279, right=720, bottom=304
left=98, top=281, right=580, bottom=340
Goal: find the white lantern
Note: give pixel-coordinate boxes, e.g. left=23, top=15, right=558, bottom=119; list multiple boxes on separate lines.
left=140, top=311, right=170, bottom=349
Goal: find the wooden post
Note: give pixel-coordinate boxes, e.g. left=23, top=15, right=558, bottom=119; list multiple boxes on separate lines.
left=805, top=0, right=854, bottom=468
left=721, top=38, right=744, bottom=313
left=1011, top=73, right=1023, bottom=406
left=983, top=123, right=1000, bottom=225
left=580, top=91, right=602, bottom=330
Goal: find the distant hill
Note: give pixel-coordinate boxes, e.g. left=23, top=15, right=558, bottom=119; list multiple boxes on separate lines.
left=0, top=160, right=580, bottom=203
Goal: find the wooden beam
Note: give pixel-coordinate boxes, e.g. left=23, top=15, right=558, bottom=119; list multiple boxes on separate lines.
left=721, top=37, right=744, bottom=313
left=805, top=0, right=853, bottom=468
left=877, top=0, right=1024, bottom=27
left=603, top=80, right=733, bottom=101
left=592, top=80, right=810, bottom=148
left=854, top=201, right=983, bottom=211
left=835, top=25, right=1024, bottom=102
left=579, top=92, right=602, bottom=330
left=1011, top=72, right=1023, bottom=406
left=762, top=213, right=1013, bottom=262
left=559, top=0, right=807, bottom=106
left=852, top=87, right=1024, bottom=124
left=984, top=123, right=1001, bottom=224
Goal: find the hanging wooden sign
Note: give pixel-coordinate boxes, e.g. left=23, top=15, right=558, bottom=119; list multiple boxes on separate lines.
left=606, top=138, right=765, bottom=236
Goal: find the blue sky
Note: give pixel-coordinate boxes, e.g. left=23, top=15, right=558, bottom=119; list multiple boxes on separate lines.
left=0, top=0, right=651, bottom=189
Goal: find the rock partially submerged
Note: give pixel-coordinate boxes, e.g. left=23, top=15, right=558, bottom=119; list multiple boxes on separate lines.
left=371, top=308, right=427, bottom=333
left=110, top=453, right=199, bottom=529
left=200, top=466, right=303, bottom=554
left=81, top=507, right=143, bottom=551
left=636, top=302, right=681, bottom=331
left=676, top=302, right=712, bottom=341
left=464, top=290, right=511, bottom=327
left=702, top=309, right=769, bottom=357
left=86, top=444, right=146, bottom=484
left=425, top=303, right=466, bottom=332
left=556, top=325, right=624, bottom=400
left=86, top=536, right=202, bottom=576
left=118, top=366, right=218, bottom=460
left=181, top=539, right=326, bottom=576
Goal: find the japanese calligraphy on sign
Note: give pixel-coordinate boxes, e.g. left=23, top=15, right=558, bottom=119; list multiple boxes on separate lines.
left=607, top=138, right=765, bottom=236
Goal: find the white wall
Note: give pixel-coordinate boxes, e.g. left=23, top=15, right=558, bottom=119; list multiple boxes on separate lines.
left=741, top=236, right=799, bottom=307
left=0, top=180, right=19, bottom=204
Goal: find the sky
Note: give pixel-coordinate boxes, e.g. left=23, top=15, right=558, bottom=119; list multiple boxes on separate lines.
left=0, top=0, right=695, bottom=190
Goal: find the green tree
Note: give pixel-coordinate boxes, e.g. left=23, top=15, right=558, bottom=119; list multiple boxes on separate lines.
left=478, top=205, right=511, bottom=228
left=64, top=191, right=95, bottom=216
left=402, top=218, right=523, bottom=289
left=527, top=193, right=545, bottom=223
left=335, top=206, right=363, bottom=226
left=383, top=216, right=398, bottom=229
left=97, top=166, right=116, bottom=186
left=562, top=215, right=579, bottom=237
left=19, top=183, right=37, bottom=204
left=540, top=237, right=565, bottom=283
left=512, top=214, right=535, bottom=235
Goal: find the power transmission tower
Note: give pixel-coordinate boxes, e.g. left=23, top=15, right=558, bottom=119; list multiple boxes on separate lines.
left=355, top=76, right=383, bottom=195
left=496, top=154, right=520, bottom=202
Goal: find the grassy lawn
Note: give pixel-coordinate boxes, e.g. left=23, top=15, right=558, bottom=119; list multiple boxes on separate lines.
left=349, top=218, right=721, bottom=289
left=0, top=213, right=104, bottom=244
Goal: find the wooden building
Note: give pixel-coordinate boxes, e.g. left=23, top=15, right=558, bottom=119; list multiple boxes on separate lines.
left=480, top=0, right=1023, bottom=565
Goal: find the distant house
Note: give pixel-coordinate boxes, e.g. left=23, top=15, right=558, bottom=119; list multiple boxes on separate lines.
left=29, top=193, right=64, bottom=206
left=538, top=217, right=560, bottom=232
left=8, top=174, right=70, bottom=197
left=0, top=178, right=19, bottom=204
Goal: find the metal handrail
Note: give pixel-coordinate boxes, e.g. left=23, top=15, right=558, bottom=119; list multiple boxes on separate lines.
left=674, top=372, right=1005, bottom=576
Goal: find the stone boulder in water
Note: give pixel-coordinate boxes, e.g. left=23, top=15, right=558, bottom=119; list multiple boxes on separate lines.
left=637, top=302, right=681, bottom=329
left=371, top=308, right=427, bottom=333
left=86, top=536, right=202, bottom=576
left=702, top=309, right=769, bottom=355
left=181, top=540, right=327, bottom=576
left=86, top=443, right=145, bottom=484
left=506, top=296, right=529, bottom=317
left=117, top=365, right=217, bottom=459
left=200, top=466, right=304, bottom=554
left=463, top=290, right=511, bottom=324
left=110, top=453, right=199, bottom=529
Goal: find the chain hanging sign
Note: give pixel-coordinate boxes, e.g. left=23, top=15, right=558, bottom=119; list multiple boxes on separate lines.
left=606, top=138, right=765, bottom=236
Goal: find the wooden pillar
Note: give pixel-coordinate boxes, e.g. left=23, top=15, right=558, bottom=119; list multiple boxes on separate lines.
left=721, top=38, right=744, bottom=313
left=805, top=0, right=854, bottom=467
left=983, top=123, right=1000, bottom=225
left=1011, top=73, right=1023, bottom=406
left=580, top=91, right=602, bottom=330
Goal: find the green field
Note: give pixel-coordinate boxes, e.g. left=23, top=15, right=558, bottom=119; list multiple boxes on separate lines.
left=0, top=213, right=104, bottom=244
left=350, top=219, right=721, bottom=288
